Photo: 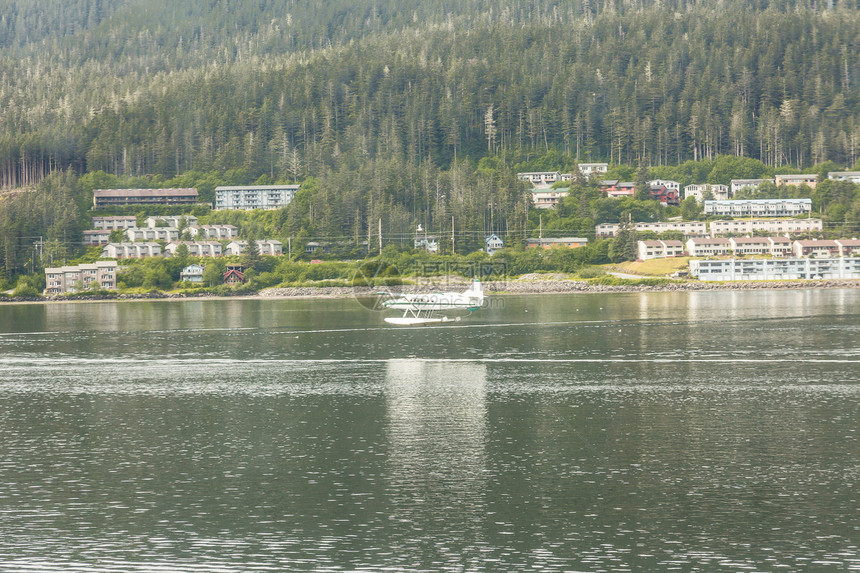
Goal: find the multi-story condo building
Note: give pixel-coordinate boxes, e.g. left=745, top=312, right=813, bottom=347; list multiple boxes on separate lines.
left=215, top=185, right=300, bottom=210
left=792, top=240, right=840, bottom=258
left=101, top=242, right=162, bottom=259
left=595, top=221, right=707, bottom=238
left=532, top=187, right=569, bottom=208
left=44, top=261, right=118, bottom=294
left=708, top=218, right=822, bottom=237
left=704, top=198, right=812, bottom=218
left=93, top=188, right=198, bottom=208
left=517, top=172, right=561, bottom=187
left=82, top=230, right=111, bottom=245
left=164, top=241, right=223, bottom=257
left=730, top=179, right=774, bottom=195
left=189, top=225, right=239, bottom=240
left=125, top=227, right=180, bottom=242
left=144, top=215, right=198, bottom=228
left=224, top=240, right=284, bottom=256
left=691, top=258, right=860, bottom=281
left=637, top=240, right=685, bottom=260
left=685, top=237, right=731, bottom=257
left=91, top=216, right=138, bottom=230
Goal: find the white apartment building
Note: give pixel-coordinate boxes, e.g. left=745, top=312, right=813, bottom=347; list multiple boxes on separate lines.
left=595, top=221, right=707, bottom=238
left=836, top=239, right=860, bottom=256
left=91, top=216, right=138, bottom=230
left=144, top=215, right=198, bottom=228
left=517, top=172, right=561, bottom=188
left=708, top=218, right=822, bottom=237
left=648, top=179, right=680, bottom=191
left=827, top=172, right=860, bottom=184
left=215, top=185, right=300, bottom=210
left=683, top=184, right=730, bottom=202
left=532, top=187, right=569, bottom=208
left=792, top=240, right=841, bottom=258
left=189, top=225, right=239, bottom=240
left=704, top=199, right=812, bottom=218
left=691, top=258, right=860, bottom=281
left=637, top=240, right=685, bottom=260
left=125, top=227, right=180, bottom=242
left=101, top=242, right=162, bottom=259
left=686, top=237, right=731, bottom=257
left=44, top=261, right=118, bottom=294
left=82, top=230, right=111, bottom=245
left=164, top=241, right=223, bottom=257
left=224, top=240, right=284, bottom=256
left=730, top=179, right=774, bottom=194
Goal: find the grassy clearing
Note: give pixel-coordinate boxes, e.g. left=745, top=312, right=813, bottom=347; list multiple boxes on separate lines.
left=615, top=257, right=690, bottom=276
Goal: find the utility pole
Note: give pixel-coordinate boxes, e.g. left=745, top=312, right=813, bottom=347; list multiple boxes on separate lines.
left=378, top=218, right=382, bottom=254
left=451, top=215, right=455, bottom=254
left=288, top=237, right=291, bottom=258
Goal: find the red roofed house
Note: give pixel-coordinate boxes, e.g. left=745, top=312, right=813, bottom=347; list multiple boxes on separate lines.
left=223, top=265, right=245, bottom=285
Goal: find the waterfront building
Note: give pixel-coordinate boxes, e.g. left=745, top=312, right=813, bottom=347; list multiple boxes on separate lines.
left=704, top=198, right=812, bottom=218
left=91, top=216, right=138, bottom=230
left=180, top=264, right=206, bottom=283
left=690, top=258, right=860, bottom=281
left=525, top=237, right=588, bottom=249
left=93, top=188, right=198, bottom=208
left=637, top=240, right=685, bottom=260
left=215, top=185, right=300, bottom=210
left=44, top=261, right=117, bottom=294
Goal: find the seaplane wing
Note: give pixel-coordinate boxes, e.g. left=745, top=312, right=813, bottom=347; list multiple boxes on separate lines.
left=382, top=279, right=483, bottom=325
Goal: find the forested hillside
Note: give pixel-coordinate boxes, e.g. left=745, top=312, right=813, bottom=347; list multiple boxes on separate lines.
left=1, top=0, right=859, bottom=281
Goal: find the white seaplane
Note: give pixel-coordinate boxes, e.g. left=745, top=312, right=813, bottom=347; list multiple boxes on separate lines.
left=381, top=279, right=484, bottom=325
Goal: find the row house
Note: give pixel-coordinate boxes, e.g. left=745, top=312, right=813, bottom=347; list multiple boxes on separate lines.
left=691, top=258, right=860, bottom=281
left=637, top=240, right=685, bottom=260
left=144, top=215, right=198, bottom=228
left=709, top=218, right=823, bottom=237
left=83, top=230, right=111, bottom=246
left=225, top=240, right=284, bottom=256
left=595, top=221, right=707, bottom=238
left=793, top=240, right=840, bottom=258
left=828, top=171, right=860, bottom=184
left=704, top=198, right=812, bottom=218
left=44, top=261, right=117, bottom=294
left=125, top=227, right=180, bottom=242
left=101, top=242, right=162, bottom=259
left=728, top=237, right=792, bottom=257
left=91, top=216, right=138, bottom=230
left=215, top=184, right=300, bottom=210
left=532, top=187, right=568, bottom=208
left=686, top=237, right=731, bottom=257
left=683, top=184, right=730, bottom=202
left=517, top=172, right=561, bottom=188
left=775, top=174, right=818, bottom=188
left=189, top=225, right=239, bottom=240
left=729, top=179, right=774, bottom=195
left=525, top=237, right=588, bottom=249
left=164, top=241, right=223, bottom=257
left=93, top=188, right=198, bottom=208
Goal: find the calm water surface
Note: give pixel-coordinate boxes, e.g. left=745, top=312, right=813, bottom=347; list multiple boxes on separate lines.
left=0, top=289, right=858, bottom=572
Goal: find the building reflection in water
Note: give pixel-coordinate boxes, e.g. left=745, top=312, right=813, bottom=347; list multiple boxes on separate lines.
left=384, top=359, right=488, bottom=545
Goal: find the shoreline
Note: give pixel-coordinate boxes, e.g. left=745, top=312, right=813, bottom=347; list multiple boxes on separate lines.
left=5, top=277, right=860, bottom=304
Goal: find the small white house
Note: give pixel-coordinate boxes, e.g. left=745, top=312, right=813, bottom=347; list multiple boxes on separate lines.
left=180, top=264, right=206, bottom=283
left=485, top=234, right=504, bottom=255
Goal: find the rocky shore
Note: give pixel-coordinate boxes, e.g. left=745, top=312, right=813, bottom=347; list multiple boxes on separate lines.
left=6, top=276, right=860, bottom=303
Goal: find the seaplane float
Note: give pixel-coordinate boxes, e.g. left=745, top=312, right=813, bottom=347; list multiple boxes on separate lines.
left=380, top=279, right=484, bottom=325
